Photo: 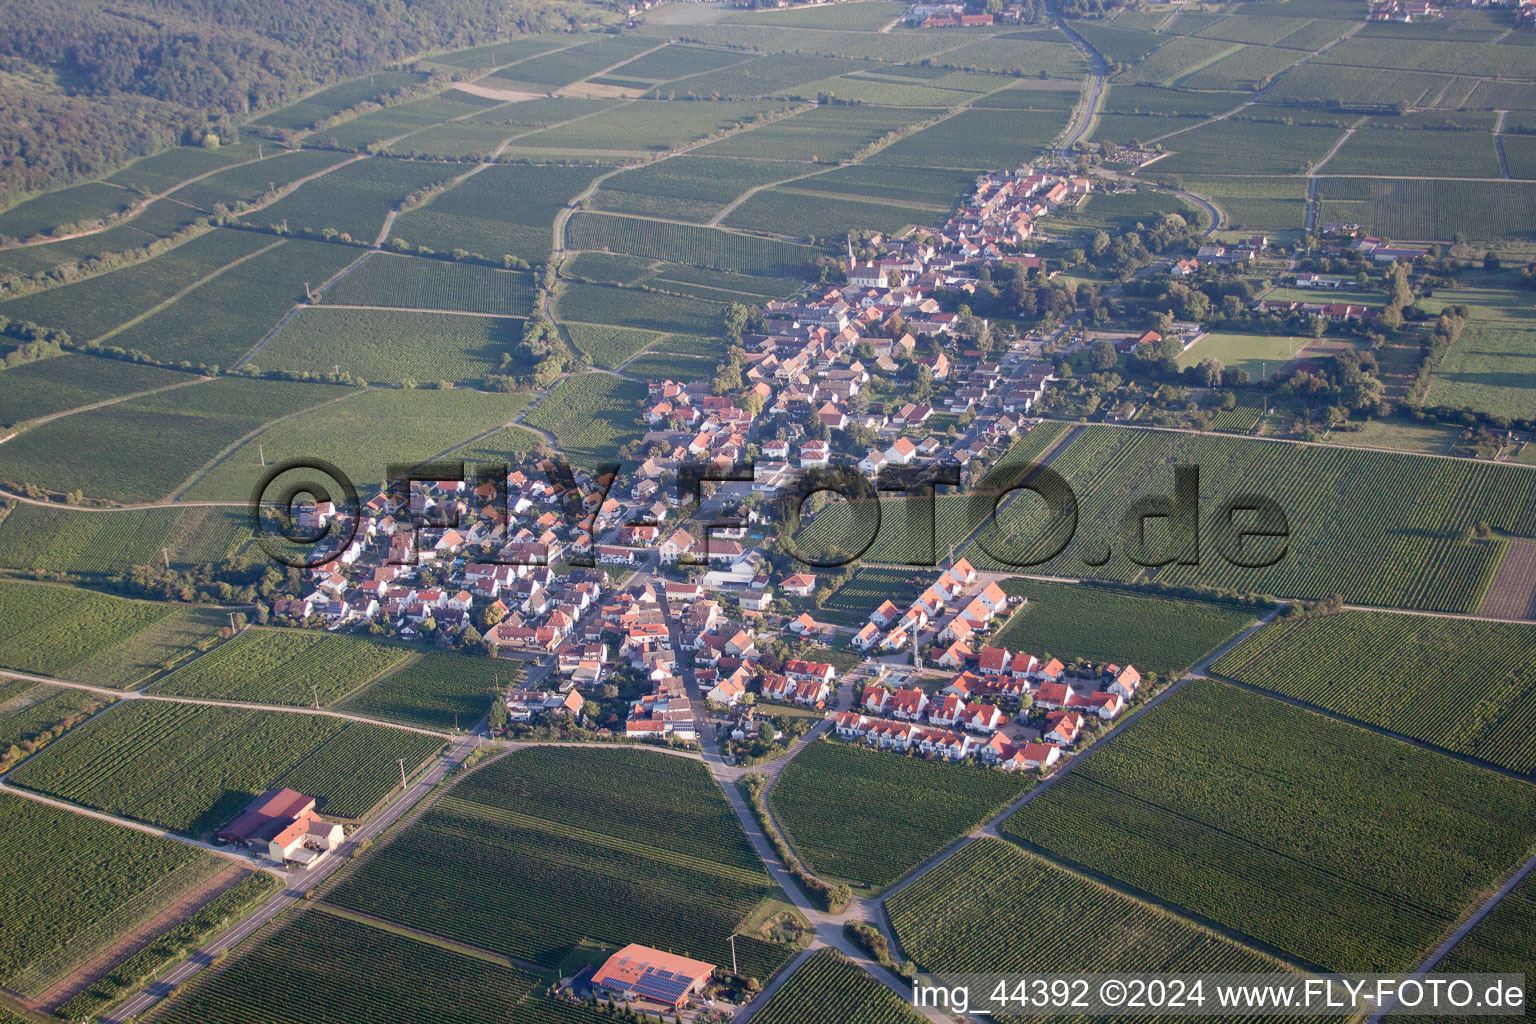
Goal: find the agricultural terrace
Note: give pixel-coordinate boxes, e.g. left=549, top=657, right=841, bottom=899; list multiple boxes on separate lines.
left=750, top=950, right=926, bottom=1024
left=0, top=581, right=229, bottom=688
left=1003, top=679, right=1536, bottom=972
left=1212, top=611, right=1536, bottom=776
left=8, top=701, right=443, bottom=834
left=890, top=838, right=1285, bottom=979
left=155, top=908, right=607, bottom=1024
left=0, top=793, right=232, bottom=999
left=971, top=425, right=1536, bottom=615
left=323, top=746, right=793, bottom=980
left=768, top=739, right=1028, bottom=890
left=182, top=388, right=532, bottom=500
left=0, top=504, right=248, bottom=577
left=334, top=650, right=515, bottom=732
left=148, top=628, right=411, bottom=706
left=991, top=579, right=1257, bottom=676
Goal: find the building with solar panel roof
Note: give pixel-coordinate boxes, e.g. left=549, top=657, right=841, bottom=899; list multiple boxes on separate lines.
left=592, top=944, right=716, bottom=1012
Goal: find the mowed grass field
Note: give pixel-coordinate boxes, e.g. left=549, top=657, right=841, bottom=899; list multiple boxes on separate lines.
left=0, top=793, right=233, bottom=999
left=148, top=628, right=411, bottom=707
left=183, top=387, right=530, bottom=499
left=1212, top=611, right=1536, bottom=775
left=992, top=579, right=1257, bottom=676
left=1176, top=331, right=1313, bottom=380
left=769, top=739, right=1028, bottom=890
left=323, top=746, right=792, bottom=977
left=8, top=700, right=444, bottom=834
left=1002, top=679, right=1536, bottom=972
left=0, top=581, right=229, bottom=688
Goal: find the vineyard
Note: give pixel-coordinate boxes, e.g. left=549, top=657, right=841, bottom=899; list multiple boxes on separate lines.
left=0, top=680, right=107, bottom=757
left=768, top=739, right=1028, bottom=889
left=324, top=746, right=790, bottom=976
left=557, top=282, right=726, bottom=337
left=562, top=321, right=662, bottom=369
left=149, top=628, right=411, bottom=707
left=0, top=356, right=190, bottom=429
left=751, top=950, right=925, bottom=1024
left=8, top=700, right=443, bottom=834
left=1208, top=391, right=1266, bottom=434
left=969, top=425, right=1536, bottom=614
left=0, top=793, right=228, bottom=998
left=522, top=372, right=645, bottom=467
left=565, top=212, right=823, bottom=276
left=0, top=581, right=184, bottom=685
left=1002, top=679, right=1536, bottom=972
left=889, top=838, right=1284, bottom=982
left=56, top=870, right=279, bottom=1022
left=317, top=253, right=537, bottom=317
left=255, top=306, right=526, bottom=385
left=1211, top=611, right=1536, bottom=775
left=155, top=908, right=609, bottom=1024
left=0, top=503, right=247, bottom=577
left=992, top=579, right=1255, bottom=675
left=1424, top=872, right=1536, bottom=1021
left=335, top=650, right=512, bottom=731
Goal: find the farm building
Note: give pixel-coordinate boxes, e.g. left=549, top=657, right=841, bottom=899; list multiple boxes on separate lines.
left=216, top=787, right=343, bottom=867
left=592, top=944, right=715, bottom=1011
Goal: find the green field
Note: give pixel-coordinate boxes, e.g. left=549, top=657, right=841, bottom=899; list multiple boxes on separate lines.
left=1176, top=331, right=1312, bottom=380
left=324, top=746, right=791, bottom=976
left=0, top=793, right=231, bottom=998
left=0, top=504, right=249, bottom=576
left=751, top=950, right=925, bottom=1024
left=769, top=739, right=1028, bottom=890
left=968, top=425, right=1536, bottom=615
left=1002, top=679, right=1536, bottom=971
left=1212, top=611, right=1536, bottom=775
left=149, top=628, right=411, bottom=706
left=507, top=99, right=788, bottom=155
left=334, top=650, right=511, bottom=732
left=8, top=700, right=443, bottom=833
left=522, top=372, right=645, bottom=466
left=1324, top=127, right=1503, bottom=179
left=890, top=838, right=1285, bottom=978
left=0, top=581, right=231, bottom=687
left=557, top=280, right=725, bottom=335
left=251, top=71, right=431, bottom=131
left=992, top=579, right=1256, bottom=676
left=253, top=306, right=527, bottom=384
left=610, top=349, right=715, bottom=381
left=0, top=678, right=109, bottom=762
left=317, top=253, right=536, bottom=316
left=155, top=907, right=607, bottom=1024
left=183, top=387, right=530, bottom=499
left=0, top=356, right=193, bottom=428
left=592, top=155, right=811, bottom=223
left=0, top=377, right=340, bottom=503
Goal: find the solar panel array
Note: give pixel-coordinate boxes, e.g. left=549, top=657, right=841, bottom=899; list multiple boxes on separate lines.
left=631, top=969, right=692, bottom=1004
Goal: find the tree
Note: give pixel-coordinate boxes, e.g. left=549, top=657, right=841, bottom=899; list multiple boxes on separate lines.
left=488, top=695, right=509, bottom=732
left=1089, top=338, right=1118, bottom=372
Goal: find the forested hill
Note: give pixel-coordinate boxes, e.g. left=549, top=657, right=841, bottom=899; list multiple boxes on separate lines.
left=0, top=0, right=613, bottom=206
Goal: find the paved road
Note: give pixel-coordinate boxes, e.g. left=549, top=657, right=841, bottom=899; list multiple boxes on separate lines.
left=101, top=730, right=482, bottom=1023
